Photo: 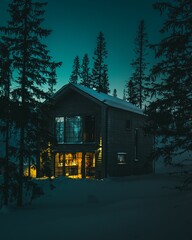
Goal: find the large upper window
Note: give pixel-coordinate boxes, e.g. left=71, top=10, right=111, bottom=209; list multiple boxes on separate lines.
left=84, top=116, right=95, bottom=143
left=55, top=115, right=95, bottom=144
left=66, top=116, right=83, bottom=143
left=55, top=117, right=64, bottom=144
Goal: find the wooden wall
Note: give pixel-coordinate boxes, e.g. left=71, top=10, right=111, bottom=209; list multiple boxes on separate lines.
left=106, top=107, right=153, bottom=177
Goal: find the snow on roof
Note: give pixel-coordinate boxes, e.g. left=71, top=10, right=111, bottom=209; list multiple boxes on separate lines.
left=53, top=83, right=144, bottom=115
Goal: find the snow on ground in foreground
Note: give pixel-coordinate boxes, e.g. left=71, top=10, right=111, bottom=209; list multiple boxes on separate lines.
left=0, top=174, right=192, bottom=240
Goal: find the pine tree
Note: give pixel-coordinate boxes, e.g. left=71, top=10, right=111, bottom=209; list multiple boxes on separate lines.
left=0, top=41, right=12, bottom=206
left=113, top=88, right=117, bottom=97
left=127, top=20, right=149, bottom=109
left=80, top=53, right=91, bottom=88
left=146, top=0, right=192, bottom=163
left=69, top=56, right=80, bottom=84
left=126, top=79, right=138, bottom=105
left=0, top=0, right=61, bottom=207
left=48, top=63, right=57, bottom=95
left=102, top=64, right=110, bottom=94
left=123, top=89, right=126, bottom=101
left=0, top=42, right=10, bottom=119
left=92, top=32, right=110, bottom=93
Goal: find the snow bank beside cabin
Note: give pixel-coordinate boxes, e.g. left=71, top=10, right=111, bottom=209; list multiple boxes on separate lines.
left=0, top=174, right=192, bottom=240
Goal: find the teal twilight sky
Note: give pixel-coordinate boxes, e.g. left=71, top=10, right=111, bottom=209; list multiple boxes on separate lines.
left=0, top=0, right=163, bottom=98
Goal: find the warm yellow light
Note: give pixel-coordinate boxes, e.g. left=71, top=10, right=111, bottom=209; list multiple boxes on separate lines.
left=98, top=136, right=102, bottom=162
left=24, top=165, right=37, bottom=178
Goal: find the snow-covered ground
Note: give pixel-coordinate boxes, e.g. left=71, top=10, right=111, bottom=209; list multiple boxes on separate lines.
left=0, top=173, right=192, bottom=240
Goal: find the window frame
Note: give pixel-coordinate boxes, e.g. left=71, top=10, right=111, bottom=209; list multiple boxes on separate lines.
left=117, top=152, right=127, bottom=165
left=55, top=115, right=96, bottom=144
left=55, top=117, right=65, bottom=144
left=65, top=116, right=83, bottom=143
left=84, top=115, right=96, bottom=143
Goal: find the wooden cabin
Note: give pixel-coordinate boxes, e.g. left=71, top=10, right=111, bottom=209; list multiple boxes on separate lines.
left=40, top=83, right=153, bottom=179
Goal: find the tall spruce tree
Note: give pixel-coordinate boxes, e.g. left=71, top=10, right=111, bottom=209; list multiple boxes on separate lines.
left=80, top=53, right=91, bottom=88
left=127, top=20, right=149, bottom=109
left=123, top=89, right=126, bottom=101
left=102, top=64, right=110, bottom=94
left=0, top=42, right=12, bottom=206
left=146, top=0, right=192, bottom=163
left=126, top=79, right=138, bottom=105
left=0, top=0, right=61, bottom=207
left=69, top=56, right=80, bottom=84
left=92, top=32, right=110, bottom=93
left=48, top=62, right=57, bottom=95
left=113, top=88, right=117, bottom=97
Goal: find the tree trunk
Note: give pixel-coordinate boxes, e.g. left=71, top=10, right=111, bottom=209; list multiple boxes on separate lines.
left=17, top=126, right=24, bottom=207
left=3, top=46, right=11, bottom=206
left=4, top=112, right=9, bottom=206
left=17, top=0, right=28, bottom=207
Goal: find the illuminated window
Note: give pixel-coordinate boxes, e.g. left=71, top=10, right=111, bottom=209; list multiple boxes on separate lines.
left=55, top=153, right=64, bottom=167
left=55, top=117, right=64, bottom=143
left=59, top=154, right=64, bottom=167
left=65, top=152, right=82, bottom=178
left=117, top=152, right=127, bottom=164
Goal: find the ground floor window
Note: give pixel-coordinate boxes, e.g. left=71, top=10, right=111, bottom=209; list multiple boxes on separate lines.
left=65, top=152, right=82, bottom=178
left=117, top=152, right=127, bottom=164
left=55, top=152, right=96, bottom=179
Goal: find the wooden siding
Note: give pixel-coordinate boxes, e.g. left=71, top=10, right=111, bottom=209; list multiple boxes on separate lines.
left=106, top=107, right=153, bottom=177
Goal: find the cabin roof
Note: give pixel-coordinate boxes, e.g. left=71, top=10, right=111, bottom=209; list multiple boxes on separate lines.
left=52, top=83, right=144, bottom=115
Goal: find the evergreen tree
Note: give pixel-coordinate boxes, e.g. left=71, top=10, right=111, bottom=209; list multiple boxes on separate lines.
left=48, top=62, right=57, bottom=95
left=0, top=41, right=12, bottom=206
left=69, top=56, right=80, bottom=84
left=0, top=42, right=11, bottom=119
left=0, top=0, right=61, bottom=207
left=126, top=79, right=138, bottom=105
left=92, top=32, right=110, bottom=93
left=80, top=53, right=91, bottom=88
left=123, top=89, right=126, bottom=101
left=113, top=88, right=117, bottom=97
left=102, top=64, right=110, bottom=94
left=146, top=0, right=192, bottom=163
left=40, top=142, right=53, bottom=178
left=127, top=20, right=149, bottom=109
